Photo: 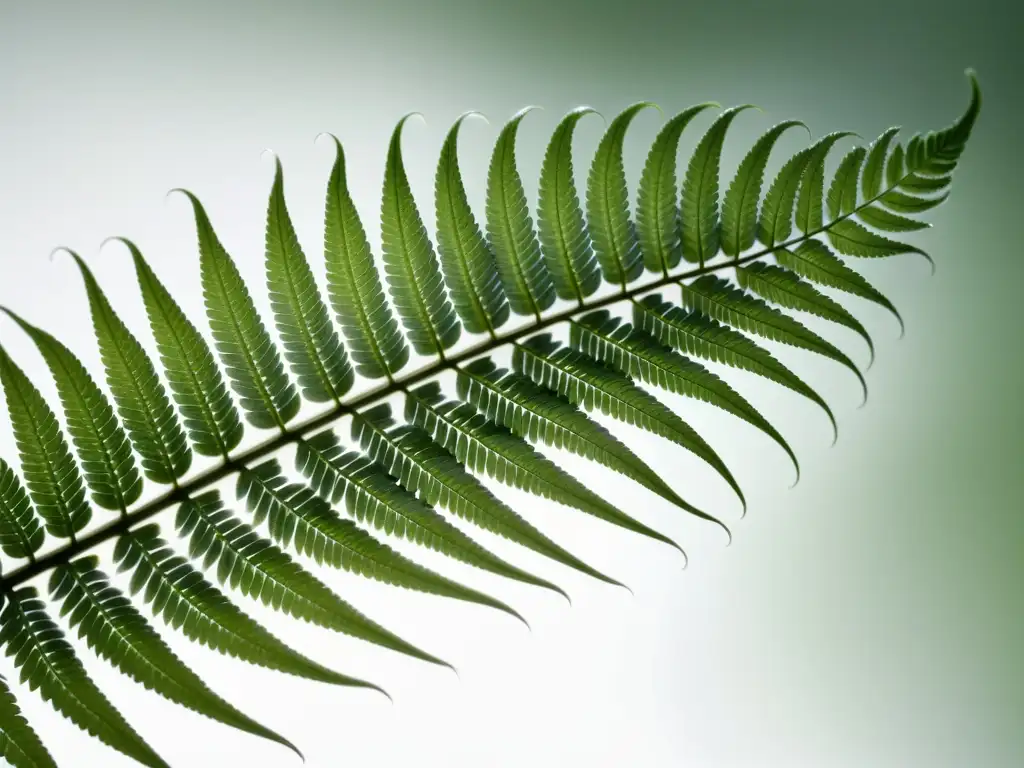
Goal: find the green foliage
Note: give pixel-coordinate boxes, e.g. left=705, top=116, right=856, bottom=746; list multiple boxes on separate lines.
left=0, top=71, right=980, bottom=765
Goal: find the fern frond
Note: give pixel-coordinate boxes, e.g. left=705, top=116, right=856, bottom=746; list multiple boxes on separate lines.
left=264, top=155, right=354, bottom=403
left=795, top=132, right=857, bottom=233
left=0, top=588, right=169, bottom=768
left=0, top=460, right=45, bottom=561
left=49, top=557, right=300, bottom=757
left=0, top=673, right=56, bottom=768
left=381, top=115, right=461, bottom=357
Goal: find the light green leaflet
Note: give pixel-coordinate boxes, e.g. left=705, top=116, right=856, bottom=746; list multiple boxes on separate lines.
left=321, top=134, right=408, bottom=380
left=861, top=127, right=901, bottom=200
left=351, top=403, right=622, bottom=589
left=2, top=309, right=141, bottom=512
left=0, top=588, right=169, bottom=768
left=381, top=115, right=461, bottom=357
left=456, top=358, right=728, bottom=535
left=721, top=120, right=807, bottom=257
left=885, top=144, right=905, bottom=187
left=795, top=132, right=857, bottom=233
left=757, top=144, right=816, bottom=246
left=631, top=296, right=837, bottom=442
left=111, top=237, right=243, bottom=458
left=0, top=673, right=56, bottom=768
left=50, top=557, right=300, bottom=758
left=856, top=205, right=931, bottom=233
left=485, top=108, right=556, bottom=318
left=513, top=334, right=746, bottom=509
left=113, top=524, right=385, bottom=695
left=570, top=311, right=800, bottom=483
left=679, top=274, right=868, bottom=402
left=296, top=430, right=565, bottom=598
left=826, top=147, right=868, bottom=218
left=0, top=459, right=45, bottom=560
left=435, top=113, right=510, bottom=336
left=239, top=459, right=525, bottom=623
left=264, top=154, right=353, bottom=403
left=0, top=345, right=91, bottom=538
left=826, top=219, right=933, bottom=271
left=174, top=189, right=300, bottom=429
left=681, top=105, right=756, bottom=267
left=636, top=103, right=718, bottom=274
left=64, top=249, right=192, bottom=485
left=736, top=262, right=875, bottom=365
left=174, top=490, right=449, bottom=668
left=537, top=108, right=602, bottom=303
left=775, top=241, right=904, bottom=335
left=404, top=383, right=687, bottom=561
left=586, top=102, right=656, bottom=287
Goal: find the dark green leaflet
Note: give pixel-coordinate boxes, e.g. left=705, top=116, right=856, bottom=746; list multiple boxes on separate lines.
left=826, top=147, right=868, bottom=218
left=2, top=310, right=141, bottom=512
left=570, top=311, right=800, bottom=483
left=586, top=102, right=655, bottom=287
left=861, top=127, right=901, bottom=200
left=795, top=132, right=857, bottom=233
left=435, top=113, right=510, bottom=335
left=174, top=189, right=300, bottom=429
left=681, top=105, right=756, bottom=267
left=64, top=250, right=192, bottom=485
left=631, top=296, right=837, bottom=441
left=239, top=460, right=526, bottom=624
left=636, top=103, right=718, bottom=274
left=264, top=154, right=353, bottom=403
left=0, top=673, right=56, bottom=768
left=856, top=205, right=930, bottom=233
left=352, top=403, right=622, bottom=588
left=0, top=459, right=45, bottom=560
left=878, top=189, right=948, bottom=213
left=113, top=524, right=385, bottom=695
left=885, top=144, right=905, bottom=187
left=296, top=430, right=565, bottom=598
left=321, top=134, right=409, bottom=380
left=0, top=588, right=169, bottom=768
left=485, top=108, right=556, bottom=318
left=757, top=144, right=815, bottom=246
left=49, top=557, right=300, bottom=758
left=404, top=383, right=688, bottom=561
left=174, top=490, right=450, bottom=668
left=0, top=345, right=90, bottom=538
left=826, top=219, right=932, bottom=271
left=721, top=120, right=806, bottom=257
left=381, top=115, right=461, bottom=357
left=679, top=275, right=868, bottom=402
left=537, top=108, right=602, bottom=302
left=112, top=237, right=243, bottom=458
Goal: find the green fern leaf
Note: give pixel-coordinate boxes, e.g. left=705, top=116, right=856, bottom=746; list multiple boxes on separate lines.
left=296, top=431, right=563, bottom=598
left=571, top=311, right=799, bottom=481
left=680, top=275, right=868, bottom=401
left=513, top=334, right=746, bottom=508
left=322, top=134, right=409, bottom=380
left=855, top=205, right=930, bottom=233
left=636, top=103, right=718, bottom=274
left=0, top=460, right=45, bottom=561
left=631, top=296, right=836, bottom=441
left=110, top=237, right=243, bottom=458
left=0, top=346, right=90, bottom=538
left=113, top=524, right=385, bottom=694
left=0, top=674, right=56, bottom=768
left=885, top=143, right=905, bottom=187
left=64, top=250, right=192, bottom=485
left=861, top=127, right=901, bottom=200
left=0, top=588, right=169, bottom=768
left=381, top=115, right=462, bottom=357
left=826, top=219, right=931, bottom=269
left=485, top=108, right=556, bottom=318
left=2, top=310, right=141, bottom=511
left=681, top=105, right=755, bottom=266
left=826, top=147, right=867, bottom=218
left=877, top=189, right=948, bottom=214
left=537, top=108, right=602, bottom=303
left=736, top=262, right=875, bottom=364
left=49, top=557, right=300, bottom=758
left=238, top=460, right=525, bottom=623
left=264, top=155, right=354, bottom=403
left=905, top=72, right=980, bottom=174
left=795, top=132, right=857, bottom=233
left=175, top=490, right=449, bottom=667
left=776, top=241, right=904, bottom=334
left=435, top=113, right=510, bottom=335
left=405, top=383, right=686, bottom=558
left=757, top=144, right=816, bottom=247
left=721, top=120, right=806, bottom=257
left=585, top=102, right=655, bottom=287
left=352, top=404, right=622, bottom=588
left=173, top=189, right=300, bottom=429
left=457, top=359, right=726, bottom=532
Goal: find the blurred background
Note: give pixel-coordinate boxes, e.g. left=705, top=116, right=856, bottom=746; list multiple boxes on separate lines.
left=0, top=0, right=1020, bottom=766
